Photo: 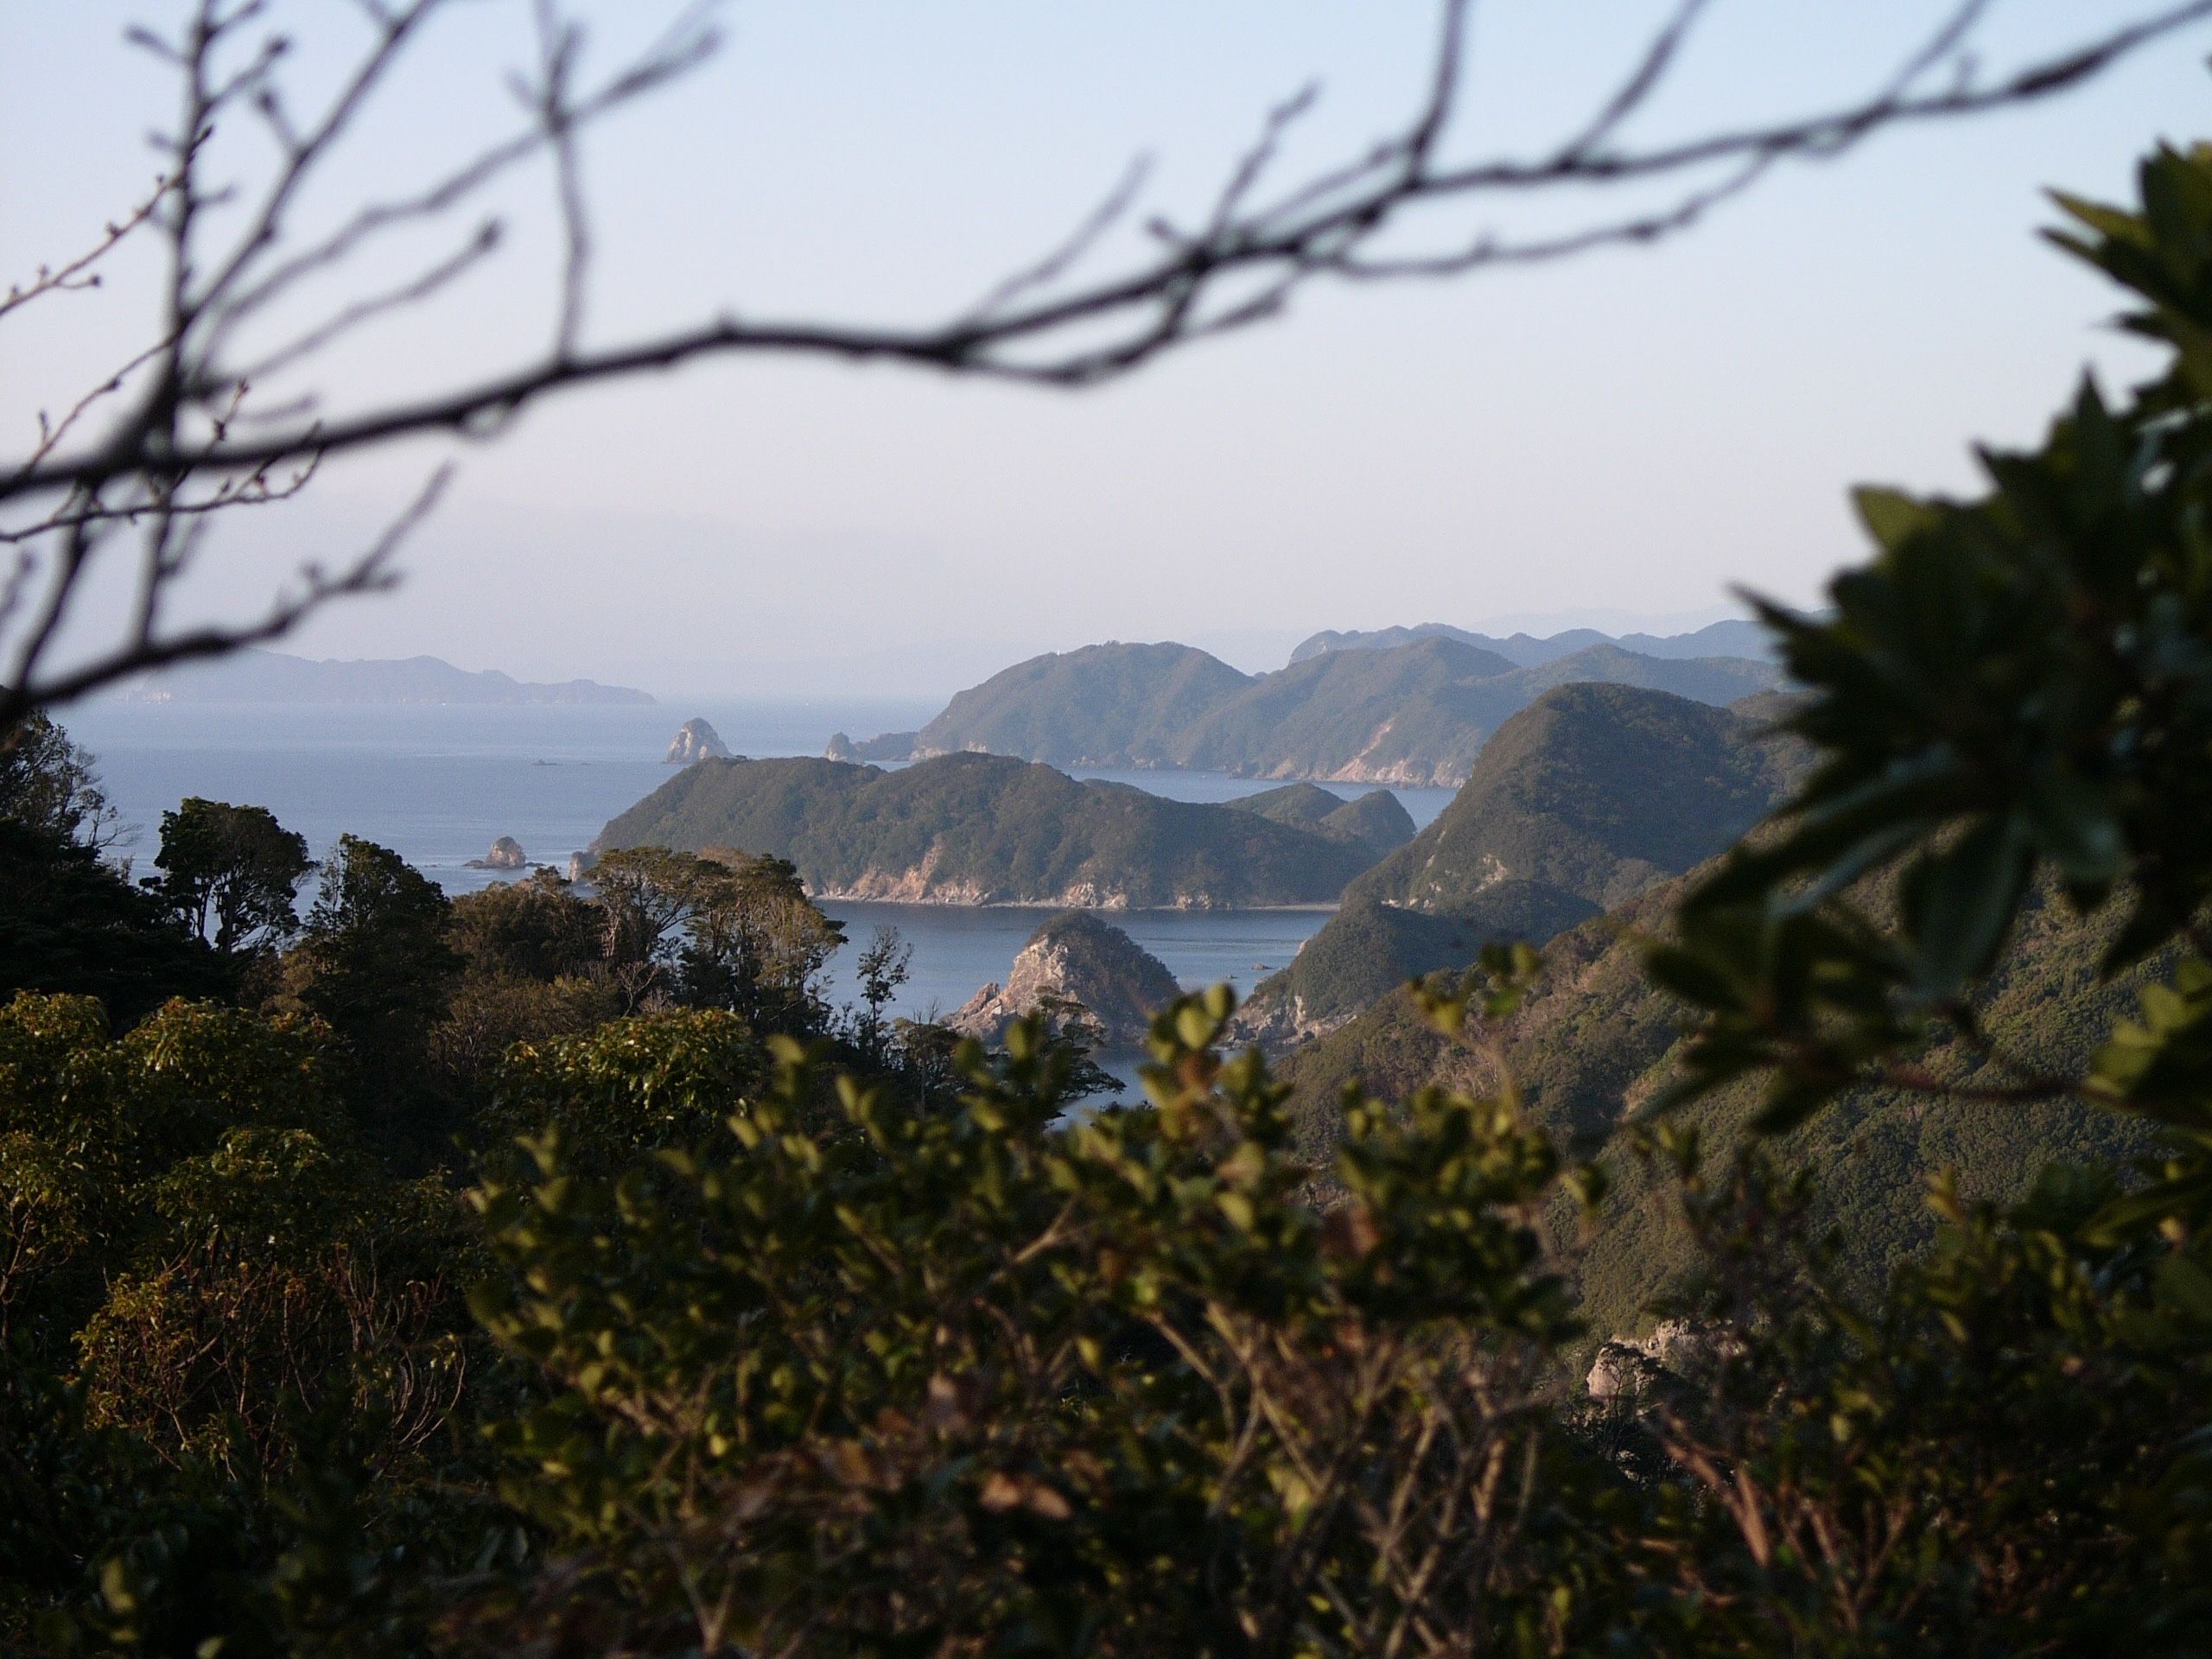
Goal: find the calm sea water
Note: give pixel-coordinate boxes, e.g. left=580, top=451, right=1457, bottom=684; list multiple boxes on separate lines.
left=60, top=698, right=1454, bottom=1079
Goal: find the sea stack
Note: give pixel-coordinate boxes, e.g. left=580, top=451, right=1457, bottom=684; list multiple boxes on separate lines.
left=470, top=836, right=526, bottom=870
left=950, top=912, right=1182, bottom=1048
left=666, top=717, right=732, bottom=764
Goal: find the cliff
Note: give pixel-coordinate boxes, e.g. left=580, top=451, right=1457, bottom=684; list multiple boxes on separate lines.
left=666, top=718, right=733, bottom=764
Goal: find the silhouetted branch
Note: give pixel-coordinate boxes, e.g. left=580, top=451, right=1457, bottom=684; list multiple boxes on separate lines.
left=4, top=0, right=2209, bottom=724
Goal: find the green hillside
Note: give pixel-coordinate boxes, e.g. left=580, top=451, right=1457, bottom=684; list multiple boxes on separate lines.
left=1359, top=682, right=1797, bottom=913
left=846, top=635, right=1783, bottom=785
left=1282, top=874, right=2164, bottom=1344
left=1225, top=782, right=1416, bottom=859
left=595, top=751, right=1380, bottom=908
left=912, top=642, right=1252, bottom=768
left=1172, top=636, right=1525, bottom=783
left=1491, top=641, right=1779, bottom=711
left=1235, top=684, right=1798, bottom=1040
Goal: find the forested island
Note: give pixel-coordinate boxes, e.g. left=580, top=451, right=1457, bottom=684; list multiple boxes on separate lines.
left=596, top=750, right=1408, bottom=907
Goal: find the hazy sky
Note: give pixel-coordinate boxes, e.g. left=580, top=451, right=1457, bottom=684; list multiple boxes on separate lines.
left=6, top=2, right=2212, bottom=696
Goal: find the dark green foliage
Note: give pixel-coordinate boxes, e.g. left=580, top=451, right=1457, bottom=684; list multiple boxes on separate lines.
left=288, top=835, right=460, bottom=1056
left=461, top=1001, right=1585, bottom=1654
left=446, top=869, right=605, bottom=982
left=145, top=796, right=312, bottom=956
left=591, top=844, right=845, bottom=1027
left=0, top=818, right=230, bottom=1025
left=486, top=1007, right=768, bottom=1167
left=0, top=713, right=114, bottom=848
left=852, top=925, right=912, bottom=1058
left=1645, top=141, right=2212, bottom=1124
left=598, top=751, right=1383, bottom=907
left=1226, top=781, right=1416, bottom=858
left=1, top=717, right=229, bottom=1021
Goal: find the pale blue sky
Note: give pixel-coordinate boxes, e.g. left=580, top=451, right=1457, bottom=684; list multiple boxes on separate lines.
left=5, top=2, right=2211, bottom=695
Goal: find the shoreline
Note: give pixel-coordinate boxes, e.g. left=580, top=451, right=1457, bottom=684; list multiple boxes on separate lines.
left=811, top=895, right=1343, bottom=914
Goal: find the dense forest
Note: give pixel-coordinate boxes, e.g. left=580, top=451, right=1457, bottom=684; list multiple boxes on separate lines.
left=7, top=99, right=2212, bottom=1659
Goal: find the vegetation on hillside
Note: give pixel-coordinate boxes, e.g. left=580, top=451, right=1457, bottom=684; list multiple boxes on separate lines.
left=596, top=751, right=1386, bottom=908
left=1221, top=781, right=1416, bottom=858
left=1237, top=683, right=1800, bottom=1041
left=850, top=633, right=1780, bottom=785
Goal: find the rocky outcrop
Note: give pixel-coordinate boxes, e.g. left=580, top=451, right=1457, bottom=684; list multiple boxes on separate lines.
left=567, top=849, right=597, bottom=882
left=950, top=912, right=1182, bottom=1048
left=467, top=835, right=527, bottom=870
left=666, top=718, right=733, bottom=765
left=1585, top=1320, right=1738, bottom=1401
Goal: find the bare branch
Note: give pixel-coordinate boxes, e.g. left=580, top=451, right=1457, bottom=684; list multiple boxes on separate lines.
left=0, top=467, right=447, bottom=727
left=0, top=170, right=177, bottom=325
left=6, top=0, right=2209, bottom=717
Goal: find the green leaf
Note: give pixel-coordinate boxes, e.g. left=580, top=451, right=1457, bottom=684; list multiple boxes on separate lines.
left=1853, top=486, right=1941, bottom=552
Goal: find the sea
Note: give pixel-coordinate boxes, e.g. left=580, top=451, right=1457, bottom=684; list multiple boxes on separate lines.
left=60, top=697, right=1456, bottom=1090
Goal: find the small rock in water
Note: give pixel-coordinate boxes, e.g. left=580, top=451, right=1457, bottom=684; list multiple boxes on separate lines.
left=468, top=835, right=527, bottom=871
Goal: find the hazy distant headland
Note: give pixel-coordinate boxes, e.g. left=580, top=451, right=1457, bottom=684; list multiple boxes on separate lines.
left=1284, top=616, right=1774, bottom=666
left=826, top=622, right=1780, bottom=786
left=118, top=649, right=655, bottom=706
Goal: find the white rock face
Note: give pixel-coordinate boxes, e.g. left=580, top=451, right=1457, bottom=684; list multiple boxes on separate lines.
left=950, top=914, right=1181, bottom=1047
left=1585, top=1319, right=1736, bottom=1400
left=665, top=717, right=733, bottom=765
left=483, top=836, right=526, bottom=870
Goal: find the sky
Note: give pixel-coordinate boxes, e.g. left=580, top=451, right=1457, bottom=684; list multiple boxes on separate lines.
left=5, top=1, right=2212, bottom=697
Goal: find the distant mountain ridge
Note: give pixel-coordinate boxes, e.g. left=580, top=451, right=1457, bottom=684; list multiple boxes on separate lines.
left=1287, top=617, right=1773, bottom=667
left=831, top=630, right=1781, bottom=787
left=595, top=751, right=1410, bottom=909
left=121, top=649, right=654, bottom=705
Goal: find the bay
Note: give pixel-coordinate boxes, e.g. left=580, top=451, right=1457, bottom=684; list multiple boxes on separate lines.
left=60, top=697, right=1455, bottom=1088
